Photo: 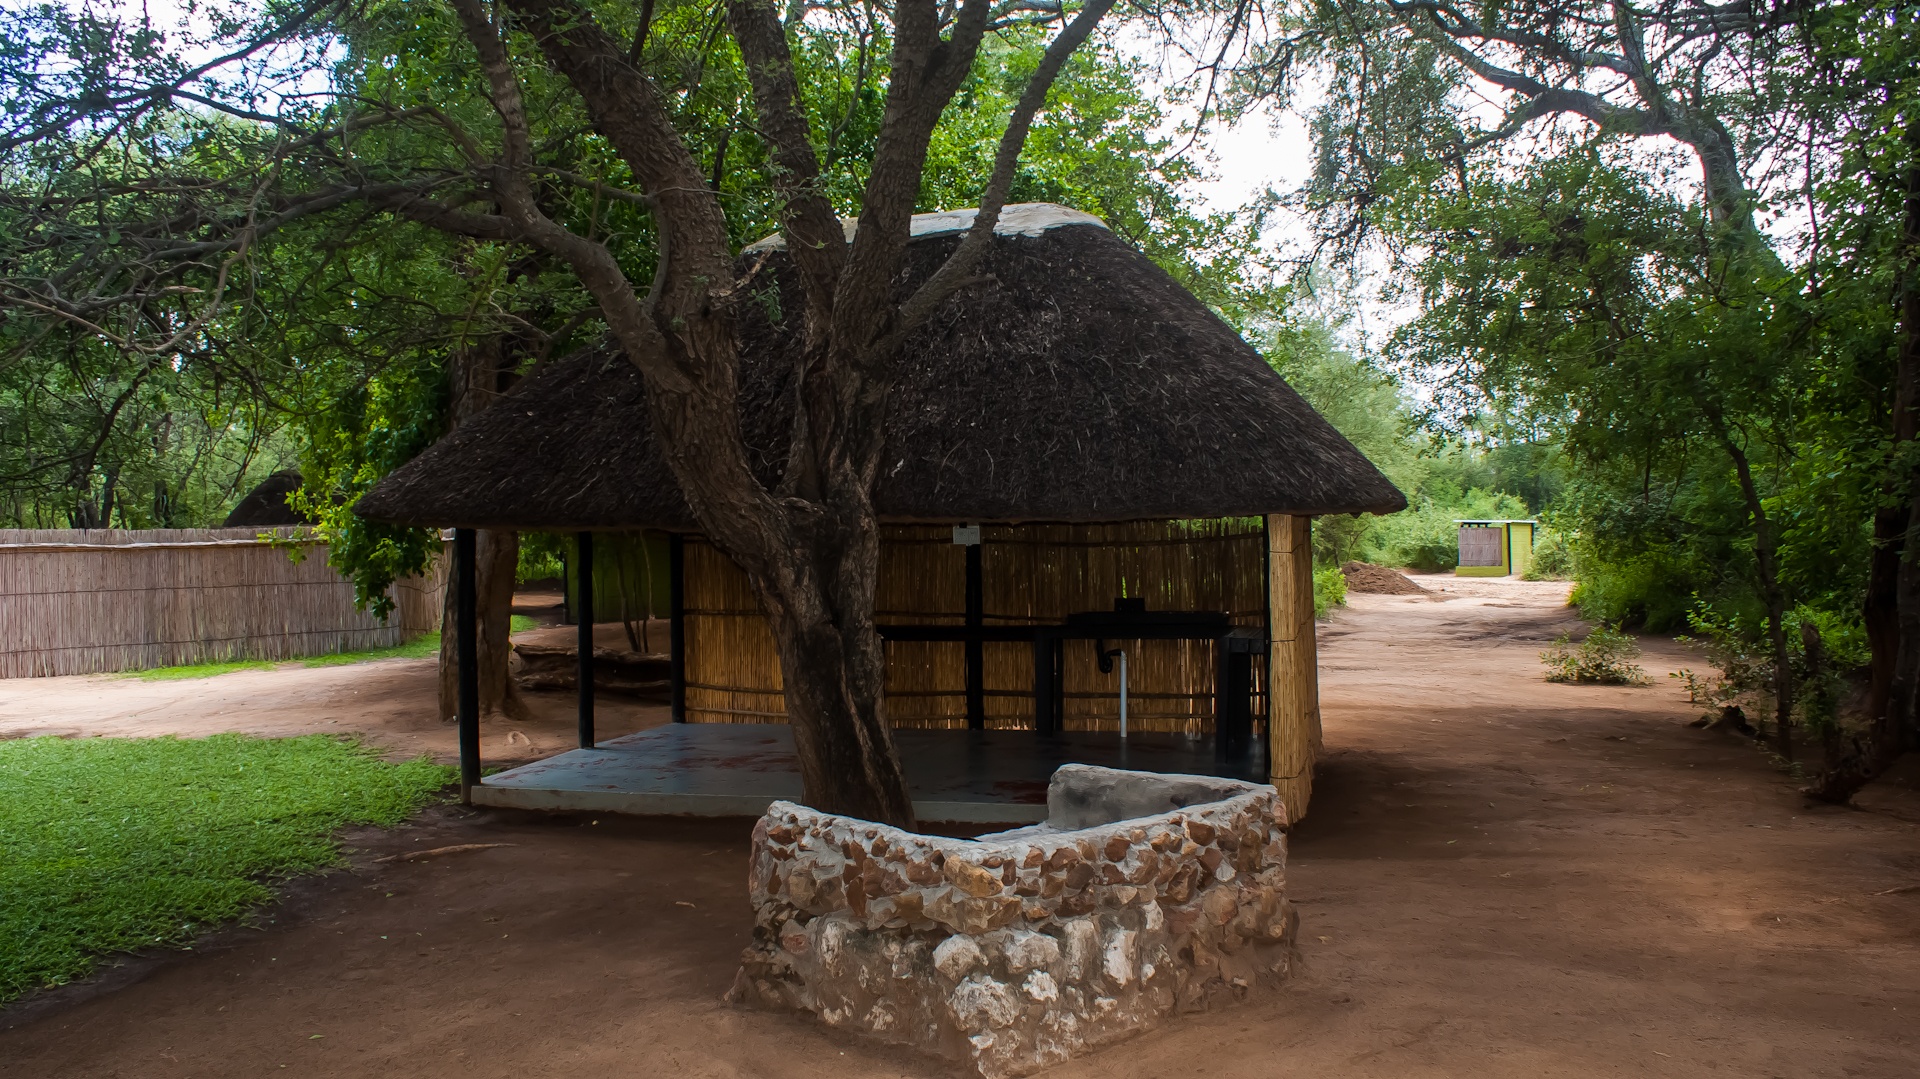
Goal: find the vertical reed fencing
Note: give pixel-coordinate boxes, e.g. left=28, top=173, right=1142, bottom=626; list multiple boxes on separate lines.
left=0, top=528, right=444, bottom=678
left=1266, top=514, right=1320, bottom=819
left=682, top=520, right=1270, bottom=733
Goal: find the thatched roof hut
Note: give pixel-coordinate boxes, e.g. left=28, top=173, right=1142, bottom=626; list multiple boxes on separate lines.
left=355, top=205, right=1402, bottom=530
left=359, top=205, right=1404, bottom=821
left=225, top=469, right=310, bottom=527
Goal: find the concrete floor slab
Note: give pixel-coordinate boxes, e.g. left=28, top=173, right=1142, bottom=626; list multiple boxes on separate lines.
left=472, top=723, right=1264, bottom=823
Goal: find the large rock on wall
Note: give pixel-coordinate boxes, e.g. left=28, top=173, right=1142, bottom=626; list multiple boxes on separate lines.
left=729, top=766, right=1296, bottom=1077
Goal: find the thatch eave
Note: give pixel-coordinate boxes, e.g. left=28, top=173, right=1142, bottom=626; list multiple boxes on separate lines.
left=354, top=208, right=1407, bottom=531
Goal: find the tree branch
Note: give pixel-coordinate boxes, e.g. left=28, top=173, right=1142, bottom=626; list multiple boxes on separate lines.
left=447, top=0, right=677, bottom=387
left=727, top=0, right=850, bottom=308
left=881, top=0, right=1118, bottom=355
left=502, top=0, right=736, bottom=315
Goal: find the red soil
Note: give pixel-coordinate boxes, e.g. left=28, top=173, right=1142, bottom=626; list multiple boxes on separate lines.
left=1339, top=561, right=1429, bottom=595
left=3, top=576, right=1917, bottom=1077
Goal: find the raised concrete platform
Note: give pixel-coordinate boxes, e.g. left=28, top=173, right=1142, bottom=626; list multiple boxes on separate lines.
left=472, top=723, right=1266, bottom=823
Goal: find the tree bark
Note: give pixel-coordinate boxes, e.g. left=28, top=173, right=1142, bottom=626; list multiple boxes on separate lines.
left=434, top=332, right=530, bottom=723
left=1703, top=405, right=1795, bottom=759
left=1809, top=115, right=1920, bottom=801
left=459, top=0, right=1107, bottom=826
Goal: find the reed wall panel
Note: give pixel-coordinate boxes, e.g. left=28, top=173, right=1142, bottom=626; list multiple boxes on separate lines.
left=0, top=528, right=443, bottom=678
left=1266, top=514, right=1320, bottom=820
left=682, top=520, right=1273, bottom=734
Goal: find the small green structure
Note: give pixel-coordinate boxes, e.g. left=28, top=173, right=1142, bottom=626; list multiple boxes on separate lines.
left=1454, top=519, right=1536, bottom=577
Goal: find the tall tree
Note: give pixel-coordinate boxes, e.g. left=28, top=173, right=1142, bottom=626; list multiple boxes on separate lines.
left=1787, top=0, right=1920, bottom=799
left=1241, top=0, right=1914, bottom=783
left=0, top=0, right=1133, bottom=825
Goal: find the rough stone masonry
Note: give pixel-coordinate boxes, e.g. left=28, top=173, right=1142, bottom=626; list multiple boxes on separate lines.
left=729, top=765, right=1297, bottom=1077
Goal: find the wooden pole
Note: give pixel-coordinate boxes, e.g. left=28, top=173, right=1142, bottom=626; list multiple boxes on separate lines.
left=1261, top=515, right=1272, bottom=746
left=1266, top=514, right=1320, bottom=822
left=455, top=528, right=480, bottom=803
left=576, top=531, right=595, bottom=748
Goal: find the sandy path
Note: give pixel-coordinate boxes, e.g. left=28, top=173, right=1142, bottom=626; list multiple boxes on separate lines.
left=3, top=576, right=1917, bottom=1077
left=0, top=594, right=671, bottom=766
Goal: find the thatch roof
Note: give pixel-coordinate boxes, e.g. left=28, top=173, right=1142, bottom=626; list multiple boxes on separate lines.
left=355, top=205, right=1406, bottom=530
left=225, top=469, right=311, bottom=527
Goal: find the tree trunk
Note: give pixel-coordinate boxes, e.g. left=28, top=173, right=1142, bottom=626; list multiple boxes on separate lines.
left=1706, top=410, right=1795, bottom=759
left=751, top=509, right=916, bottom=828
left=469, top=0, right=1111, bottom=827
left=437, top=527, right=529, bottom=721
left=1803, top=622, right=1843, bottom=766
left=1809, top=116, right=1920, bottom=802
left=767, top=602, right=914, bottom=826
left=434, top=332, right=530, bottom=723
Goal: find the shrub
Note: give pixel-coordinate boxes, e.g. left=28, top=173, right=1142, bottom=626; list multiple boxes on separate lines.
left=517, top=531, right=566, bottom=584
left=1566, top=551, right=1701, bottom=630
left=1673, top=601, right=1871, bottom=736
left=1312, top=563, right=1347, bottom=619
left=1522, top=528, right=1573, bottom=580
left=1541, top=624, right=1649, bottom=685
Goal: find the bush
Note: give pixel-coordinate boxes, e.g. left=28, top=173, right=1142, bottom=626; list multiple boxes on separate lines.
left=1566, top=551, right=1701, bottom=631
left=1355, top=486, right=1533, bottom=570
left=517, top=531, right=566, bottom=584
left=1522, top=528, right=1573, bottom=580
left=1541, top=624, right=1649, bottom=685
left=1384, top=506, right=1462, bottom=571
left=1313, top=563, right=1347, bottom=619
left=1673, top=601, right=1871, bottom=736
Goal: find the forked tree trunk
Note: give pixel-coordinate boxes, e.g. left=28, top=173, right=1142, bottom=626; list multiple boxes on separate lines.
left=763, top=571, right=914, bottom=827
left=669, top=402, right=916, bottom=825
left=434, top=332, right=531, bottom=723
left=455, top=0, right=1114, bottom=826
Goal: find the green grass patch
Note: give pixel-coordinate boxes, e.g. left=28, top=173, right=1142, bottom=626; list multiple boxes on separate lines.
left=134, top=659, right=278, bottom=681
left=299, top=632, right=441, bottom=668
left=0, top=733, right=453, bottom=1003
left=298, top=616, right=538, bottom=668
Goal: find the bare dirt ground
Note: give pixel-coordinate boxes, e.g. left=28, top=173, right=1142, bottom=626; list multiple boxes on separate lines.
left=0, top=590, right=674, bottom=767
left=4, top=576, right=1918, bottom=1077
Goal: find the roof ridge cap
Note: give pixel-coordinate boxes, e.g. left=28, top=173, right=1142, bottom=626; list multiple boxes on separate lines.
left=742, top=203, right=1106, bottom=254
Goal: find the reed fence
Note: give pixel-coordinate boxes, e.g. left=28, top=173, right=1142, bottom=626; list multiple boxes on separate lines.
left=682, top=520, right=1270, bottom=733
left=0, top=528, right=444, bottom=678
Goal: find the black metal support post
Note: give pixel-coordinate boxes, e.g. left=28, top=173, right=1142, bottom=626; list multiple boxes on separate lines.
left=1032, top=632, right=1052, bottom=735
left=576, top=531, right=595, bottom=749
left=965, top=542, right=984, bottom=729
left=454, top=528, right=480, bottom=802
left=1214, top=636, right=1231, bottom=764
left=1032, top=632, right=1065, bottom=736
left=668, top=532, right=686, bottom=721
left=1217, top=646, right=1254, bottom=767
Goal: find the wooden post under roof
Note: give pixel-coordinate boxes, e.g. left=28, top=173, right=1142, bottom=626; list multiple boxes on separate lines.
left=1266, top=514, right=1321, bottom=822
left=575, top=531, right=595, bottom=748
left=455, top=527, right=480, bottom=804
left=669, top=532, right=687, bottom=721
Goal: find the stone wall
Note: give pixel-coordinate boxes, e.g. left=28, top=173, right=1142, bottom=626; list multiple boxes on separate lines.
left=729, top=766, right=1296, bottom=1078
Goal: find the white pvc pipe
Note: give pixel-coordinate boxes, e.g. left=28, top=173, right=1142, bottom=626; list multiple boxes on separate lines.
left=1118, top=650, right=1128, bottom=739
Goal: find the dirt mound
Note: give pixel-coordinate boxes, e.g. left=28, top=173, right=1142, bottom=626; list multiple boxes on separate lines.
left=1341, top=561, right=1429, bottom=595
